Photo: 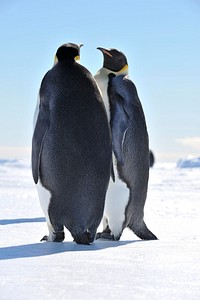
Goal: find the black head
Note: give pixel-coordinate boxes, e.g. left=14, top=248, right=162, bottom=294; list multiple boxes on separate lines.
left=97, top=47, right=128, bottom=72
left=55, top=43, right=83, bottom=63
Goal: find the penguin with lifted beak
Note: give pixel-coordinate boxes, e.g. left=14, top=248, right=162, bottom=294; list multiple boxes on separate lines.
left=32, top=43, right=112, bottom=244
left=95, top=47, right=157, bottom=241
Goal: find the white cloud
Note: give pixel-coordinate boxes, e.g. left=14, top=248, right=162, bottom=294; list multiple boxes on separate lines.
left=176, top=137, right=200, bottom=150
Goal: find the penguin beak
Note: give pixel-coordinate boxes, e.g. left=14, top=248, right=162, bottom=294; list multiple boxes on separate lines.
left=79, top=43, right=84, bottom=48
left=97, top=47, right=113, bottom=57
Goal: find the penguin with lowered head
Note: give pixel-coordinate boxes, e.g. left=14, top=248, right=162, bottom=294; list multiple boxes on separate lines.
left=32, top=43, right=112, bottom=244
left=95, top=47, right=157, bottom=241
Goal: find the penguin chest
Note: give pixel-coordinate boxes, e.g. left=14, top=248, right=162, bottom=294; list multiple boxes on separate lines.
left=95, top=73, right=110, bottom=120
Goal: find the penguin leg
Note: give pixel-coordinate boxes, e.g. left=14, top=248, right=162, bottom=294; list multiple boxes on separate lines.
left=96, top=225, right=121, bottom=241
left=96, top=217, right=113, bottom=240
left=41, top=222, right=65, bottom=242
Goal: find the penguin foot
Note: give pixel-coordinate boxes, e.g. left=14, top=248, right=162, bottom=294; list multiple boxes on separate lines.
left=96, top=232, right=115, bottom=241
left=40, top=231, right=65, bottom=242
left=54, top=231, right=65, bottom=242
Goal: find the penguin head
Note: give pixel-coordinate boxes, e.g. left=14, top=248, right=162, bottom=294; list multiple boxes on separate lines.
left=54, top=43, right=83, bottom=65
left=97, top=47, right=128, bottom=75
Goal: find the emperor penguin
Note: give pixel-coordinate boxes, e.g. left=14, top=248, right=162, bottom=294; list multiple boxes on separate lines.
left=32, top=43, right=112, bottom=244
left=95, top=47, right=157, bottom=241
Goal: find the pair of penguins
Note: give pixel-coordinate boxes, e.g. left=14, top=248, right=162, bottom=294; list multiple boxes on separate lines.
left=32, top=43, right=158, bottom=244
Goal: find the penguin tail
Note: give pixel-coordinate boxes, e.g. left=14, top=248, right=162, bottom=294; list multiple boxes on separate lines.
left=72, top=231, right=94, bottom=245
left=128, top=222, right=158, bottom=240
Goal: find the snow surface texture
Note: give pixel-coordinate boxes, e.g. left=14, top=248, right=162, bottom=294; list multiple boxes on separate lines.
left=1, top=160, right=200, bottom=300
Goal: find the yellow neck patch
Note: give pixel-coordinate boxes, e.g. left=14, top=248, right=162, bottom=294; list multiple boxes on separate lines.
left=75, top=55, right=80, bottom=61
left=54, top=55, right=58, bottom=66
left=53, top=55, right=80, bottom=65
left=118, top=64, right=128, bottom=75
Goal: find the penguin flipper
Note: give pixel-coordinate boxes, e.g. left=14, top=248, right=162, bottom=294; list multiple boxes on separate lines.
left=32, top=106, right=49, bottom=184
left=111, top=162, right=115, bottom=182
left=110, top=93, right=129, bottom=166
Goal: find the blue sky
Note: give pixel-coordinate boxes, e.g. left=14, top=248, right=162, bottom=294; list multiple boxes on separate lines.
left=0, top=0, right=199, bottom=162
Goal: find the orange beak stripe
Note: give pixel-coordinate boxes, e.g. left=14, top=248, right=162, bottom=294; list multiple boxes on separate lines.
left=102, top=49, right=113, bottom=57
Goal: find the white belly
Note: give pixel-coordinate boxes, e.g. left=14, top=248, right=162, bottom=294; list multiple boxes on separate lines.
left=36, top=181, right=51, bottom=225
left=36, top=180, right=55, bottom=240
left=103, top=156, right=130, bottom=237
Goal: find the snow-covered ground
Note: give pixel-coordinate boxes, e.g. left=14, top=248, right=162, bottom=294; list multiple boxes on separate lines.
left=0, top=159, right=200, bottom=299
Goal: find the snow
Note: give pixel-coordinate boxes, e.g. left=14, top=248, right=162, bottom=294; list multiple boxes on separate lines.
left=1, top=160, right=200, bottom=299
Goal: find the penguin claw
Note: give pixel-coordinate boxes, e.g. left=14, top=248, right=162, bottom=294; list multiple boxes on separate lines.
left=40, top=235, right=48, bottom=242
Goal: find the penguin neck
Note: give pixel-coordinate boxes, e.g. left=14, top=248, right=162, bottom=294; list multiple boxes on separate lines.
left=53, top=58, right=80, bottom=67
left=95, top=68, right=112, bottom=120
left=95, top=67, right=129, bottom=121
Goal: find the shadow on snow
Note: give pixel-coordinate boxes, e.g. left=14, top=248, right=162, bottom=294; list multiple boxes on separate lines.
left=0, top=239, right=142, bottom=260
left=0, top=217, right=45, bottom=225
